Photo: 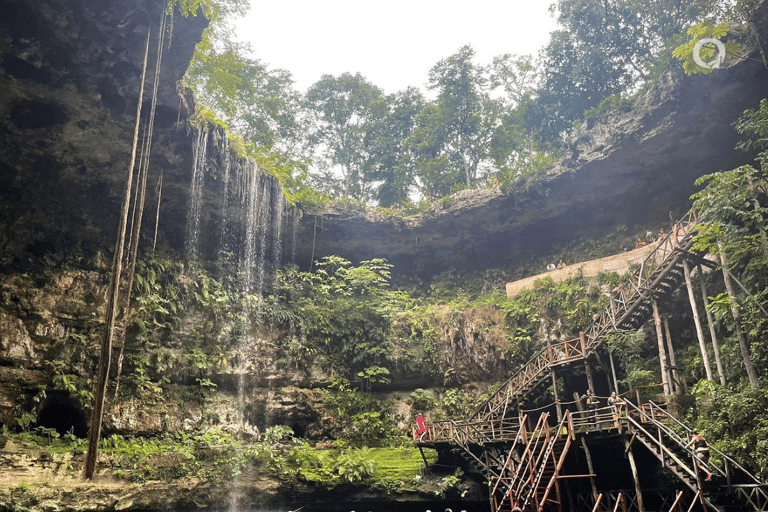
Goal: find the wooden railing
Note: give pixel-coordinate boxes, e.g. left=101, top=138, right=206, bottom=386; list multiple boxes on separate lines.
left=643, top=402, right=768, bottom=506
left=415, top=416, right=521, bottom=445
left=466, top=210, right=702, bottom=425
left=625, top=401, right=768, bottom=512
left=490, top=411, right=573, bottom=512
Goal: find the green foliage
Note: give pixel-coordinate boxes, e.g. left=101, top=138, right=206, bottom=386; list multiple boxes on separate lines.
left=347, top=412, right=397, bottom=448
left=305, top=73, right=384, bottom=200
left=365, top=88, right=426, bottom=206
left=672, top=22, right=743, bottom=75
left=532, top=0, right=730, bottom=142
left=435, top=468, right=464, bottom=498
left=273, top=257, right=407, bottom=375
left=409, top=388, right=435, bottom=413
left=321, top=378, right=360, bottom=417
left=418, top=45, right=498, bottom=189
left=734, top=97, right=768, bottom=166
left=607, top=329, right=658, bottom=389
left=440, top=388, right=470, bottom=418
left=534, top=276, right=608, bottom=333
left=303, top=447, right=376, bottom=485
left=583, top=94, right=635, bottom=122
left=688, top=383, right=768, bottom=479
left=132, top=257, right=187, bottom=333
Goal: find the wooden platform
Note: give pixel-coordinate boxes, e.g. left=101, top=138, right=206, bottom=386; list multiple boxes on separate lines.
left=505, top=243, right=659, bottom=297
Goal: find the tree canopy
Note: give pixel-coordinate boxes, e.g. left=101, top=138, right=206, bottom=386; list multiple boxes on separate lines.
left=182, top=0, right=752, bottom=206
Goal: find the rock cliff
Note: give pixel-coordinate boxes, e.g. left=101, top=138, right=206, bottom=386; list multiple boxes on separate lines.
left=293, top=38, right=768, bottom=280
left=1, top=0, right=768, bottom=509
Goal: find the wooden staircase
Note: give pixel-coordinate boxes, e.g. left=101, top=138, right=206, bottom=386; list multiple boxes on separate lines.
left=468, top=211, right=703, bottom=425
left=414, top=208, right=768, bottom=512
left=490, top=411, right=573, bottom=512
left=623, top=401, right=768, bottom=512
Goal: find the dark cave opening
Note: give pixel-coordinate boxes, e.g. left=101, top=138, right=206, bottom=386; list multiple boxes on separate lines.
left=36, top=392, right=88, bottom=438
left=291, top=422, right=307, bottom=438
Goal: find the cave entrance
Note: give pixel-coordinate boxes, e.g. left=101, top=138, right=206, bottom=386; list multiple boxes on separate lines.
left=37, top=392, right=88, bottom=438
left=291, top=422, right=307, bottom=438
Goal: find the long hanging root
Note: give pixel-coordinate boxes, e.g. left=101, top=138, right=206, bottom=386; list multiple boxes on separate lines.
left=114, top=7, right=169, bottom=399
left=83, top=27, right=151, bottom=481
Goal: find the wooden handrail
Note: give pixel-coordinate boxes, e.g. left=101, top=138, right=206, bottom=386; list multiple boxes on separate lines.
left=467, top=211, right=702, bottom=426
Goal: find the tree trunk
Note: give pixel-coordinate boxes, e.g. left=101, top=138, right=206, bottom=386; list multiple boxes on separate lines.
left=719, top=251, right=758, bottom=387
left=683, top=259, right=714, bottom=381
left=663, top=313, right=684, bottom=395
left=697, top=265, right=726, bottom=386
left=651, top=298, right=671, bottom=395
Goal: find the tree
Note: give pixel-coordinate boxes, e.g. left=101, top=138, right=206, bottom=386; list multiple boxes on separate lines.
left=305, top=73, right=383, bottom=200
left=489, top=53, right=539, bottom=108
left=531, top=0, right=726, bottom=142
left=186, top=47, right=304, bottom=154
left=365, top=88, right=426, bottom=206
left=410, top=45, right=501, bottom=193
left=689, top=98, right=768, bottom=388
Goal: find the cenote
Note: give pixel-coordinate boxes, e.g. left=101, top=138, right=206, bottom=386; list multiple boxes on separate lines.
left=2, top=0, right=768, bottom=512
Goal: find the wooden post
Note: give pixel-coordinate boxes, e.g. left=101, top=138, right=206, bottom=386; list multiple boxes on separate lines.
left=662, top=314, right=685, bottom=395
left=579, top=331, right=587, bottom=357
left=720, top=249, right=758, bottom=387
left=697, top=265, right=726, bottom=386
left=418, top=446, right=429, bottom=469
left=624, top=436, right=646, bottom=512
left=585, top=360, right=596, bottom=396
left=552, top=369, right=563, bottom=423
left=682, top=259, right=714, bottom=381
left=609, top=351, right=620, bottom=394
left=651, top=298, right=671, bottom=396
left=581, top=437, right=599, bottom=505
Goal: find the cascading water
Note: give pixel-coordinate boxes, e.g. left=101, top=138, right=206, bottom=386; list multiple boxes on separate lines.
left=183, top=125, right=291, bottom=511
left=185, top=124, right=209, bottom=272
left=290, top=205, right=300, bottom=265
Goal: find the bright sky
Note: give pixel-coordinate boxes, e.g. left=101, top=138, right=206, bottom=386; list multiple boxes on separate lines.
left=235, top=1, right=559, bottom=94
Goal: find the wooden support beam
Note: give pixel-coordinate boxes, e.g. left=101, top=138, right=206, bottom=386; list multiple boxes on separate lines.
left=686, top=491, right=700, bottom=512
left=719, top=249, right=758, bottom=387
left=662, top=313, right=685, bottom=395
left=417, top=446, right=429, bottom=469
left=581, top=437, right=599, bottom=506
left=668, top=490, right=684, bottom=512
left=697, top=265, right=726, bottom=387
left=609, top=351, right=619, bottom=395
left=683, top=258, right=714, bottom=382
left=651, top=298, right=672, bottom=396
left=552, top=369, right=563, bottom=423
left=584, top=359, right=596, bottom=396
left=591, top=493, right=604, bottom=512
left=624, top=435, right=646, bottom=512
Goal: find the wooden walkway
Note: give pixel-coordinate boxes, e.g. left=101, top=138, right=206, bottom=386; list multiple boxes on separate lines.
left=417, top=401, right=768, bottom=512
left=470, top=210, right=705, bottom=425
left=416, top=209, right=768, bottom=512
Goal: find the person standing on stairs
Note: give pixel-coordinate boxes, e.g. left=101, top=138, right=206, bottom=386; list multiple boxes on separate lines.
left=687, top=431, right=712, bottom=481
left=582, top=389, right=599, bottom=426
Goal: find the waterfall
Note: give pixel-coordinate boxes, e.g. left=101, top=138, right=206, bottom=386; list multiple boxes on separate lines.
left=290, top=205, right=300, bottom=265
left=272, top=184, right=284, bottom=272
left=185, top=124, right=209, bottom=271
left=182, top=126, right=292, bottom=512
